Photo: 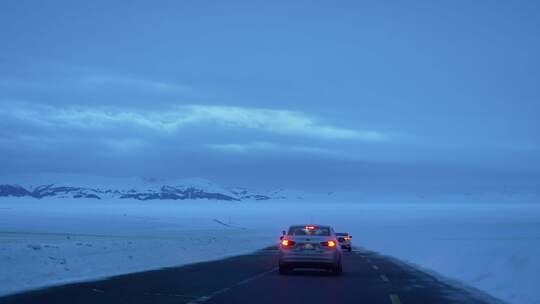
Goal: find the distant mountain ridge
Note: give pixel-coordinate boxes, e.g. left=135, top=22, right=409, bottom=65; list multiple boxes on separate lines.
left=0, top=175, right=284, bottom=201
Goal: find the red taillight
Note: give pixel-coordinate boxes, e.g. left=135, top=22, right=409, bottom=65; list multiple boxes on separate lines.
left=281, top=239, right=295, bottom=247
left=344, top=236, right=350, bottom=241
left=305, top=225, right=315, bottom=230
left=321, top=240, right=337, bottom=247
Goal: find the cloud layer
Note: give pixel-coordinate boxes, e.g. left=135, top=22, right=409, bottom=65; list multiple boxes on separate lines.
left=80, top=75, right=191, bottom=92
left=1, top=102, right=386, bottom=142
left=208, top=141, right=344, bottom=157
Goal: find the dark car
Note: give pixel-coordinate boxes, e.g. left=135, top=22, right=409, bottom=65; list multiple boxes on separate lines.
left=335, top=232, right=352, bottom=252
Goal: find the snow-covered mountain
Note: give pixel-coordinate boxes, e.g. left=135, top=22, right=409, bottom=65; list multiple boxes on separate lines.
left=0, top=175, right=285, bottom=201
left=2, top=174, right=535, bottom=203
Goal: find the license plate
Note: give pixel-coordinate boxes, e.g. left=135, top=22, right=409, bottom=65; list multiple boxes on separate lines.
left=303, top=243, right=314, bottom=250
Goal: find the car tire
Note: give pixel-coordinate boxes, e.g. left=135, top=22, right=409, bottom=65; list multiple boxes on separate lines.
left=279, top=265, right=292, bottom=275
left=331, top=262, right=343, bottom=275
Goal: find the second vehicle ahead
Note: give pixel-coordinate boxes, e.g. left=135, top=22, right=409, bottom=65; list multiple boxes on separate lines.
left=278, top=224, right=342, bottom=275
left=336, top=232, right=353, bottom=252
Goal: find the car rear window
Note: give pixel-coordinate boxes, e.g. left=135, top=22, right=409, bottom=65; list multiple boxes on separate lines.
left=336, top=233, right=348, bottom=236
left=288, top=226, right=330, bottom=236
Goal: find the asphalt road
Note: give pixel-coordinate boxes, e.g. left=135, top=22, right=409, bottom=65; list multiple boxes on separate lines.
left=0, top=247, right=502, bottom=304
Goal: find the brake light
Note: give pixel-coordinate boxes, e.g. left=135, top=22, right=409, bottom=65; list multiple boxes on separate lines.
left=305, top=225, right=315, bottom=230
left=344, top=236, right=350, bottom=241
left=321, top=240, right=336, bottom=247
left=281, top=239, right=296, bottom=246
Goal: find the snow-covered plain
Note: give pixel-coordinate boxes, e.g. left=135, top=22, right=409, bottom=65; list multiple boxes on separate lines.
left=1, top=197, right=539, bottom=304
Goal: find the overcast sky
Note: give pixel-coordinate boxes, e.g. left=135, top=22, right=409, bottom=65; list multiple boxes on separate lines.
left=1, top=1, right=539, bottom=192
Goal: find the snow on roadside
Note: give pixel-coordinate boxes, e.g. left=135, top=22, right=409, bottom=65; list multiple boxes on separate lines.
left=1, top=197, right=539, bottom=304
left=0, top=198, right=275, bottom=296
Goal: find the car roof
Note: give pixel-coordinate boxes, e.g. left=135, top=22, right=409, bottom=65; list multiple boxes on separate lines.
left=289, top=224, right=331, bottom=229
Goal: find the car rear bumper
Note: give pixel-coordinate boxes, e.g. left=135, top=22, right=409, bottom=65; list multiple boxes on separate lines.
left=279, top=250, right=340, bottom=267
left=338, top=241, right=351, bottom=248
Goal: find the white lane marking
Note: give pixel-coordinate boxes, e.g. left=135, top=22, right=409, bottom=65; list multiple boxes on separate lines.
left=186, top=267, right=277, bottom=303
left=389, top=294, right=402, bottom=304
left=372, top=265, right=379, bottom=270
left=212, top=288, right=230, bottom=295
left=236, top=268, right=277, bottom=286
left=187, top=295, right=212, bottom=303
left=380, top=274, right=390, bottom=282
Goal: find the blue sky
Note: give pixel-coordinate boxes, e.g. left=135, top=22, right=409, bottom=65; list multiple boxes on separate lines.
left=1, top=0, right=539, bottom=192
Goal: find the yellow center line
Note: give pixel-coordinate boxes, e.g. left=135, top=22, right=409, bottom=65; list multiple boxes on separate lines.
left=389, top=294, right=402, bottom=304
